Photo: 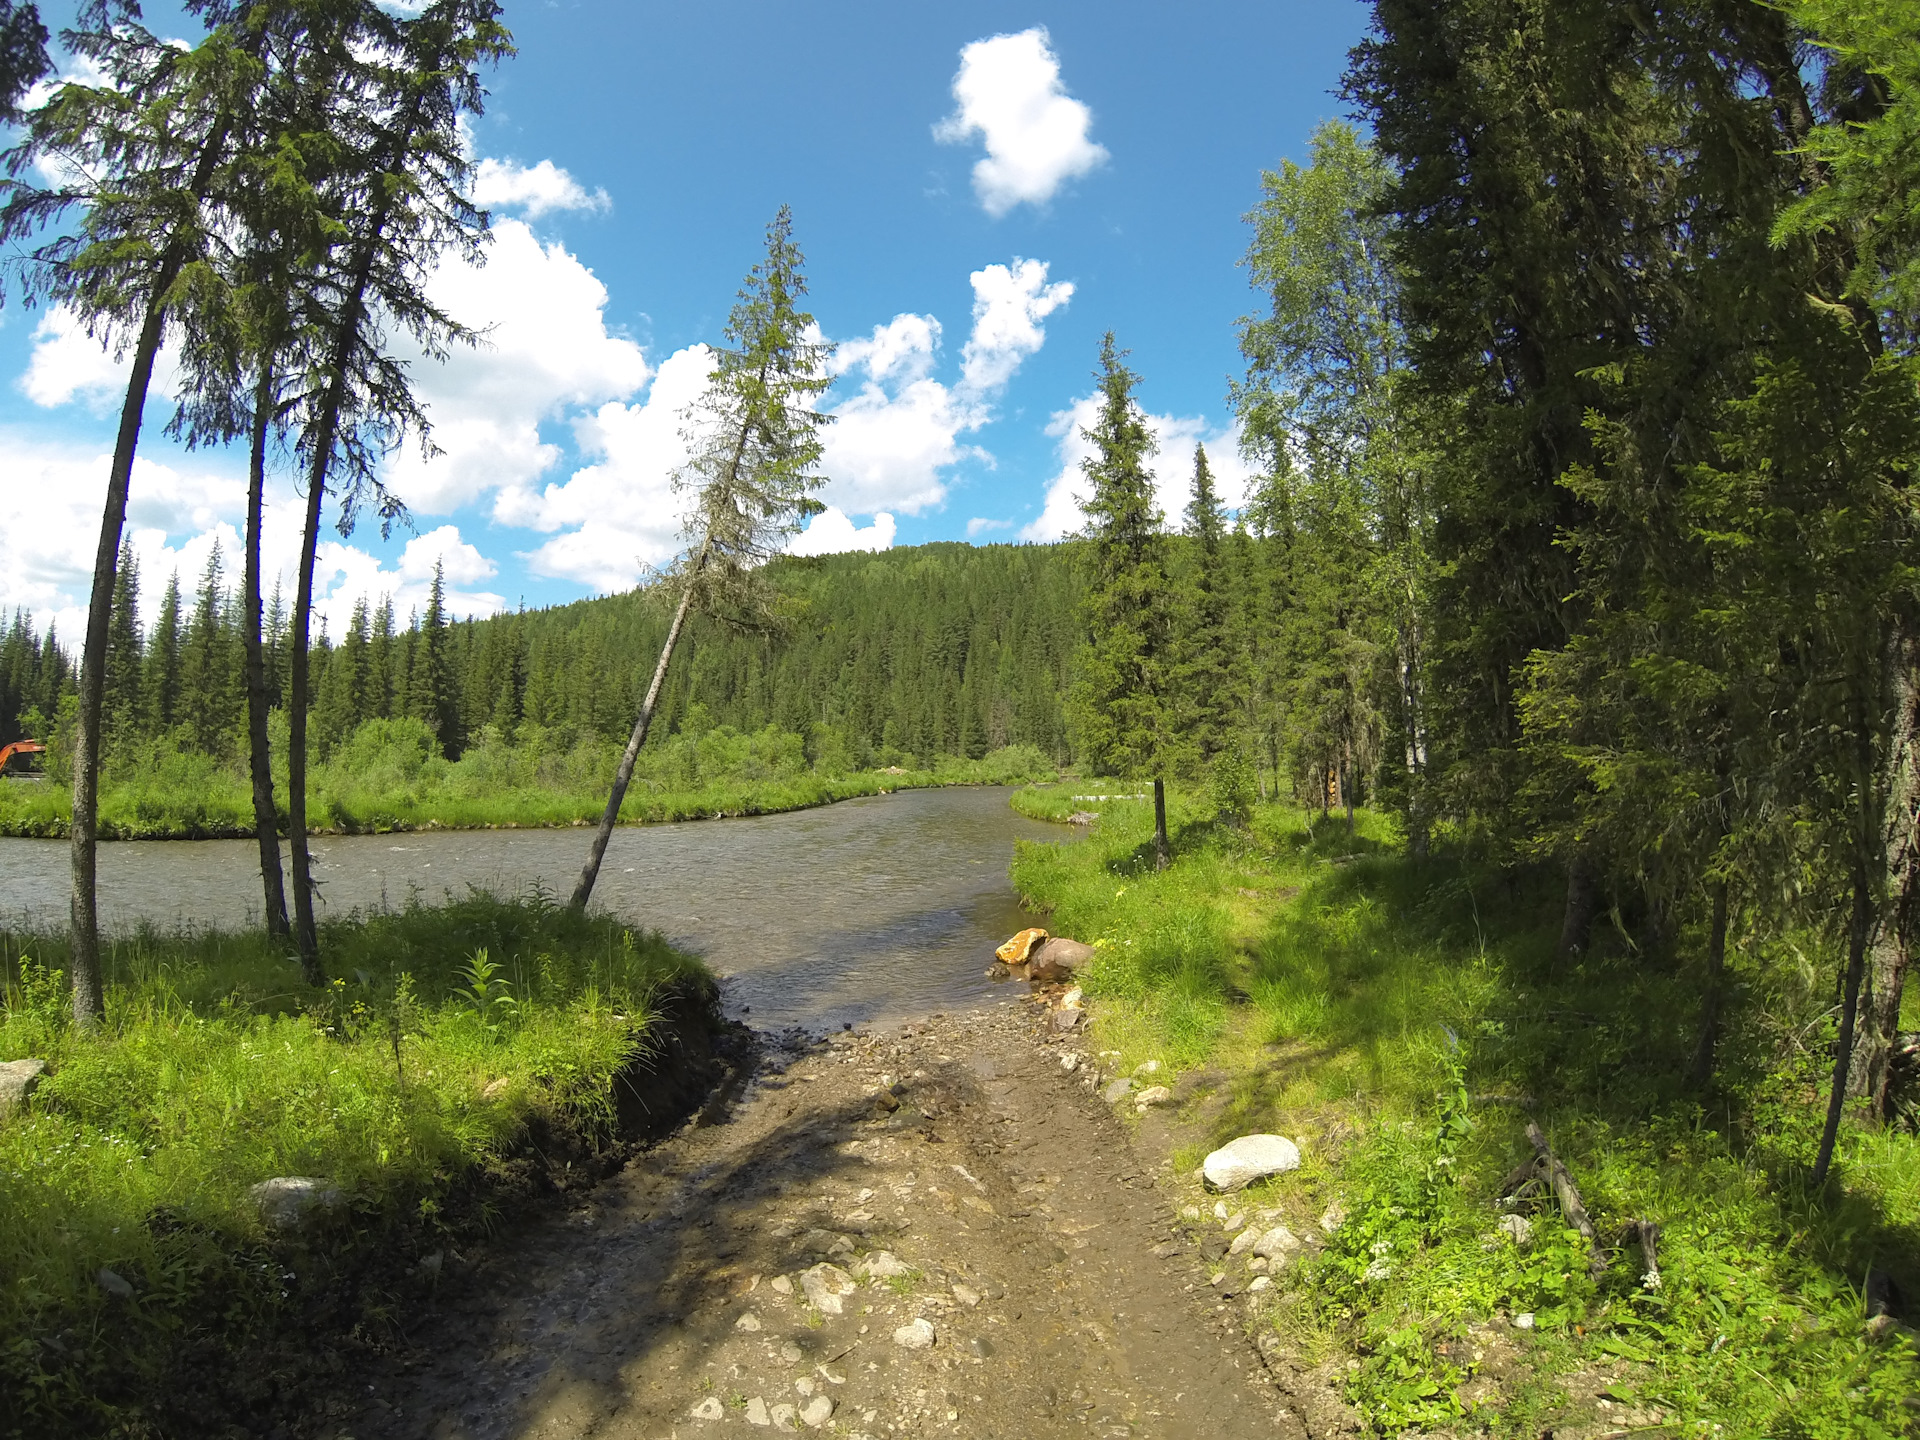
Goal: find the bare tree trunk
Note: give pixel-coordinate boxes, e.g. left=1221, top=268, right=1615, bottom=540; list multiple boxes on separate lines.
left=1152, top=776, right=1170, bottom=871
left=287, top=455, right=327, bottom=981
left=1556, top=850, right=1600, bottom=970
left=1343, top=739, right=1355, bottom=837
left=572, top=550, right=708, bottom=911
left=67, top=304, right=166, bottom=1029
left=244, top=364, right=289, bottom=937
left=1855, top=623, right=1918, bottom=1115
left=1814, top=850, right=1874, bottom=1187
left=1687, top=878, right=1731, bottom=1089
left=1399, top=597, right=1428, bottom=859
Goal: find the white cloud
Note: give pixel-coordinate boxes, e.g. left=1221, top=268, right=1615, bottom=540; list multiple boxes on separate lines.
left=310, top=524, right=504, bottom=636
left=966, top=517, right=1012, bottom=538
left=934, top=27, right=1108, bottom=217
left=506, top=343, right=714, bottom=591
left=381, top=217, right=650, bottom=516
left=815, top=258, right=1072, bottom=521
left=473, top=157, right=611, bottom=219
left=788, top=507, right=897, bottom=557
left=1023, top=397, right=1254, bottom=543
left=20, top=306, right=183, bottom=413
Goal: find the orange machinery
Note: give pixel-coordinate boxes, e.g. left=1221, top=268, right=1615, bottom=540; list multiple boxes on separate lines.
left=0, top=739, right=45, bottom=775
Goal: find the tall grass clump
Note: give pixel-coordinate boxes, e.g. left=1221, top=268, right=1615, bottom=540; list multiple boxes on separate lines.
left=0, top=892, right=712, bottom=1438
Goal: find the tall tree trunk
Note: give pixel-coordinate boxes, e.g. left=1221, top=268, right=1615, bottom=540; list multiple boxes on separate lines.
left=1343, top=740, right=1355, bottom=837
left=1399, top=595, right=1428, bottom=859
left=67, top=304, right=166, bottom=1029
left=1854, top=623, right=1918, bottom=1115
left=571, top=548, right=708, bottom=911
left=1556, top=850, right=1600, bottom=970
left=244, top=364, right=289, bottom=937
left=1152, top=776, right=1170, bottom=871
left=1687, top=878, right=1731, bottom=1090
left=287, top=448, right=328, bottom=980
left=1813, top=849, right=1874, bottom=1187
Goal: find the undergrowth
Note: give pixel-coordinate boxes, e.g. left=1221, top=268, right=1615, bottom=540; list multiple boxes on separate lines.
left=1010, top=783, right=1920, bottom=1437
left=0, top=891, right=713, bottom=1438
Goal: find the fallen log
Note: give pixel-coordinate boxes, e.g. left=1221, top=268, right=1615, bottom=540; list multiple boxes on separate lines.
left=1524, top=1121, right=1608, bottom=1278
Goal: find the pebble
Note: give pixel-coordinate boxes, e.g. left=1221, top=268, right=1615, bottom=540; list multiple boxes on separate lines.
left=1060, top=1052, right=1080, bottom=1073
left=746, top=1396, right=772, bottom=1426
left=1251, top=1225, right=1300, bottom=1261
left=800, top=1394, right=834, bottom=1427
left=690, top=1396, right=724, bottom=1420
left=1498, top=1214, right=1534, bottom=1245
left=952, top=1282, right=981, bottom=1307
left=770, top=1400, right=799, bottom=1430
left=1227, top=1225, right=1259, bottom=1256
left=1102, top=1077, right=1135, bottom=1104
left=1514, top=1312, right=1535, bottom=1330
left=1319, top=1202, right=1347, bottom=1234
left=95, top=1267, right=133, bottom=1298
left=1134, top=1060, right=1161, bottom=1076
left=1248, top=1275, right=1272, bottom=1292
left=1134, top=1085, right=1172, bottom=1109
left=1202, top=1135, right=1301, bottom=1191
left=894, top=1317, right=936, bottom=1349
left=1223, top=1211, right=1246, bottom=1233
left=736, top=1311, right=763, bottom=1331
left=770, top=1275, right=794, bottom=1295
left=858, top=1250, right=913, bottom=1280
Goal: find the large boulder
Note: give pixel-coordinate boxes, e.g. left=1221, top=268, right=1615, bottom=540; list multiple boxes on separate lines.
left=1202, top=1135, right=1301, bottom=1192
left=1028, top=937, right=1095, bottom=982
left=0, top=1058, right=46, bottom=1121
left=250, top=1176, right=344, bottom=1233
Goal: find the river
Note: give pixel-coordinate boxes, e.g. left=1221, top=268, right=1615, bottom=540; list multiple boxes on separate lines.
left=0, top=785, right=1068, bottom=1030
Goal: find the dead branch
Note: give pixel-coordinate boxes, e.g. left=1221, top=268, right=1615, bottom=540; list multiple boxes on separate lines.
left=1525, top=1121, right=1608, bottom=1278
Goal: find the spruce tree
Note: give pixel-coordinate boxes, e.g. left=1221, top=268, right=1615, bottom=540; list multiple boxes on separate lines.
left=1071, top=333, right=1175, bottom=868
left=102, top=538, right=142, bottom=741
left=178, top=541, right=236, bottom=753
left=407, top=561, right=458, bottom=753
left=1173, top=443, right=1234, bottom=772
left=143, top=571, right=184, bottom=736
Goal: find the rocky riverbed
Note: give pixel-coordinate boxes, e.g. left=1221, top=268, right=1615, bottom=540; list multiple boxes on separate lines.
left=330, top=996, right=1338, bottom=1440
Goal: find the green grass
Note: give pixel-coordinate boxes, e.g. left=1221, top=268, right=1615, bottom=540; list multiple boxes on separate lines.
left=1010, top=783, right=1920, bottom=1437
left=0, top=721, right=1057, bottom=839
left=0, top=892, right=713, bottom=1438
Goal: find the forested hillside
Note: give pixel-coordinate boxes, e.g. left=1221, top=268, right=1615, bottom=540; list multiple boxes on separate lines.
left=0, top=541, right=1083, bottom=770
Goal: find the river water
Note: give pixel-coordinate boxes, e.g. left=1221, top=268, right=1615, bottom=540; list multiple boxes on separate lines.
left=0, top=786, right=1068, bottom=1031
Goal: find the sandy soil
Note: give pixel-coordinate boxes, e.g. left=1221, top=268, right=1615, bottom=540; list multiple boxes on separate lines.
left=335, top=996, right=1317, bottom=1440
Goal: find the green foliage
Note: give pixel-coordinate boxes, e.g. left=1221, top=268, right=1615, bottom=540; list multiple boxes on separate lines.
left=0, top=893, right=708, bottom=1436
left=1209, top=739, right=1256, bottom=826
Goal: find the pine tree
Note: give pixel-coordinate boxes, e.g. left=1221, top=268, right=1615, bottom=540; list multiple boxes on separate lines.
left=143, top=571, right=184, bottom=736
left=102, top=538, right=142, bottom=741
left=407, top=561, right=458, bottom=753
left=1070, top=333, right=1175, bottom=867
left=1172, top=443, right=1234, bottom=773
left=178, top=541, right=237, bottom=752
left=316, top=595, right=370, bottom=754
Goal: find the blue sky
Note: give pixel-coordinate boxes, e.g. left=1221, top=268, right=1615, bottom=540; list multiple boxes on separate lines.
left=3, top=1, right=1369, bottom=639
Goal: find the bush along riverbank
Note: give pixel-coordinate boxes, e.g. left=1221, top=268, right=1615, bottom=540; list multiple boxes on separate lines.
left=1010, top=783, right=1920, bottom=1437
left=0, top=894, right=730, bottom=1439
left=0, top=719, right=1056, bottom=839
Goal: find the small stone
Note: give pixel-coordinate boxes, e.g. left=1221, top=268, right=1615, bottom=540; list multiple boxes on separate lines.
left=95, top=1267, right=133, bottom=1298
left=1202, top=1135, right=1301, bottom=1192
left=970, top=1336, right=996, bottom=1358
left=1181, top=1205, right=1202, bottom=1221
left=1214, top=1201, right=1230, bottom=1219
left=1513, top=1311, right=1535, bottom=1330
left=1134, top=1085, right=1172, bottom=1109
left=1252, top=1225, right=1300, bottom=1261
left=800, top=1394, right=834, bottom=1428
left=1227, top=1226, right=1260, bottom=1256
left=1319, top=1202, right=1347, bottom=1234
left=1051, top=1008, right=1083, bottom=1032
left=858, top=1250, right=912, bottom=1280
left=1248, top=1256, right=1269, bottom=1273
left=1248, top=1275, right=1273, bottom=1292
left=894, top=1317, right=936, bottom=1349
left=0, top=1058, right=47, bottom=1120
left=1060, top=986, right=1084, bottom=1010
left=1223, top=1211, right=1246, bottom=1232
left=952, top=1283, right=981, bottom=1307
left=1028, top=937, right=1095, bottom=981
left=481, top=1076, right=510, bottom=1101
left=1866, top=1313, right=1900, bottom=1343
left=736, top=1311, right=763, bottom=1331
left=801, top=1263, right=856, bottom=1315
left=770, top=1401, right=799, bottom=1431
left=1102, top=1077, right=1135, bottom=1105
left=1060, top=1053, right=1079, bottom=1073
left=1134, top=1059, right=1161, bottom=1076
left=745, top=1397, right=772, bottom=1427
left=690, top=1396, right=725, bottom=1420
left=771, top=1274, right=794, bottom=1294
left=795, top=1377, right=815, bottom=1397
left=780, top=1341, right=804, bottom=1363
left=249, top=1176, right=344, bottom=1233
left=801, top=1228, right=848, bottom=1255
left=1497, top=1214, right=1534, bottom=1245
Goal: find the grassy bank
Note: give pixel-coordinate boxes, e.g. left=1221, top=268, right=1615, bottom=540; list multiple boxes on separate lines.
left=0, top=894, right=716, bottom=1439
left=1011, top=785, right=1920, bottom=1437
left=0, top=721, right=1056, bottom=839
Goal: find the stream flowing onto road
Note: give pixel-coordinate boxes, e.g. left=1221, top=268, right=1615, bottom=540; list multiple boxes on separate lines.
left=0, top=785, right=1067, bottom=1030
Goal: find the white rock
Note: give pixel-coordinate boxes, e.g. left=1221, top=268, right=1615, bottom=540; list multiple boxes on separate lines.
left=800, top=1263, right=856, bottom=1315
left=1228, top=1226, right=1261, bottom=1257
left=1214, top=1201, right=1230, bottom=1219
left=746, top=1395, right=772, bottom=1426
left=952, top=1283, right=980, bottom=1307
left=1060, top=987, right=1084, bottom=1010
left=1223, top=1211, right=1246, bottom=1232
left=1060, top=1052, right=1079, bottom=1073
left=249, top=1176, right=343, bottom=1232
left=771, top=1401, right=799, bottom=1431
left=690, top=1396, right=725, bottom=1420
left=736, top=1311, right=763, bottom=1331
left=857, top=1250, right=912, bottom=1281
left=770, top=1275, right=794, bottom=1294
left=1319, top=1201, right=1348, bottom=1234
left=1248, top=1275, right=1273, bottom=1292
left=95, top=1267, right=133, bottom=1298
left=0, top=1058, right=46, bottom=1120
left=1102, top=1077, right=1135, bottom=1104
left=893, top=1317, right=936, bottom=1349
left=1134, top=1060, right=1161, bottom=1075
left=1513, top=1311, right=1535, bottom=1330
left=1498, top=1214, right=1534, bottom=1245
left=1134, top=1085, right=1172, bottom=1109
left=800, top=1394, right=835, bottom=1428
left=1182, top=1205, right=1202, bottom=1221
left=1252, top=1225, right=1301, bottom=1261
left=1202, top=1135, right=1301, bottom=1192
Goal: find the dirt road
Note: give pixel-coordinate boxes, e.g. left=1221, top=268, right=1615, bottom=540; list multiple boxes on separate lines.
left=340, top=998, right=1311, bottom=1440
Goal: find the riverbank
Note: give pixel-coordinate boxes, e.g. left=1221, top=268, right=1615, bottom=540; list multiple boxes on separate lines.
left=0, top=739, right=1056, bottom=841
left=0, top=895, right=732, bottom=1440
left=1009, top=783, right=1920, bottom=1436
